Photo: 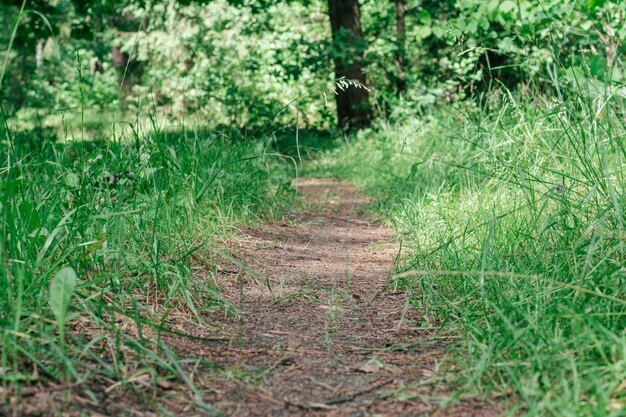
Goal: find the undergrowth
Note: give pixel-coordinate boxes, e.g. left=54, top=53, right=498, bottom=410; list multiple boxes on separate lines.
left=0, top=119, right=294, bottom=412
left=308, top=90, right=626, bottom=416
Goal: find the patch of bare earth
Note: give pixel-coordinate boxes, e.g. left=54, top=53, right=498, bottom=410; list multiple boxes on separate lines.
left=8, top=178, right=501, bottom=416
left=178, top=178, right=500, bottom=416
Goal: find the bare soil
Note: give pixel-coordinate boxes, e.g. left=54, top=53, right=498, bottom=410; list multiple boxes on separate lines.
left=185, top=178, right=500, bottom=416
left=9, top=178, right=500, bottom=416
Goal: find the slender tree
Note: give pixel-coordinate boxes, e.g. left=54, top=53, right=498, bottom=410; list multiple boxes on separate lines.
left=328, top=0, right=371, bottom=130
left=394, top=0, right=406, bottom=95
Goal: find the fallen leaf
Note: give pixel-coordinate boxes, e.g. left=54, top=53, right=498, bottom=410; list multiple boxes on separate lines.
left=158, top=380, right=175, bottom=390
left=358, top=359, right=384, bottom=373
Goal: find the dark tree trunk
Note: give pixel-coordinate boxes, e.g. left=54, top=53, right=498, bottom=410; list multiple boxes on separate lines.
left=111, top=46, right=129, bottom=70
left=394, top=0, right=406, bottom=95
left=328, top=0, right=371, bottom=131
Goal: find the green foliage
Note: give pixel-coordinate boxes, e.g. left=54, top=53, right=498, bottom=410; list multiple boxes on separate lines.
left=309, top=89, right=626, bottom=414
left=0, top=115, right=294, bottom=406
left=360, top=0, right=626, bottom=117
left=4, top=0, right=625, bottom=125
left=1, top=0, right=334, bottom=127
left=49, top=266, right=78, bottom=348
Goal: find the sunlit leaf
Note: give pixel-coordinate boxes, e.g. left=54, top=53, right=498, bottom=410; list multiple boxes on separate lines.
left=50, top=267, right=78, bottom=334
left=499, top=0, right=516, bottom=14
left=65, top=172, right=80, bottom=188
left=587, top=0, right=607, bottom=10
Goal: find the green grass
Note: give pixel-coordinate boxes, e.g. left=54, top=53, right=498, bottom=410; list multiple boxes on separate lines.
left=308, top=90, right=626, bottom=416
left=0, top=117, right=295, bottom=412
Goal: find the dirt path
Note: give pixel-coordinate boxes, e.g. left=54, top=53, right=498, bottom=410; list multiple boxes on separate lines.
left=12, top=178, right=500, bottom=417
left=189, top=178, right=499, bottom=416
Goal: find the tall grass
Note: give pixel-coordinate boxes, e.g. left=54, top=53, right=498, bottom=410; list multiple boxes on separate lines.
left=309, top=86, right=626, bottom=415
left=0, top=117, right=293, bottom=411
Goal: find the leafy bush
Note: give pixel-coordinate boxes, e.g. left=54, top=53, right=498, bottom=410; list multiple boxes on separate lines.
left=363, top=0, right=626, bottom=117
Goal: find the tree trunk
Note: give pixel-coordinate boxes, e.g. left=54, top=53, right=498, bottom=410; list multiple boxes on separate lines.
left=328, top=0, right=371, bottom=131
left=394, top=0, right=406, bottom=95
